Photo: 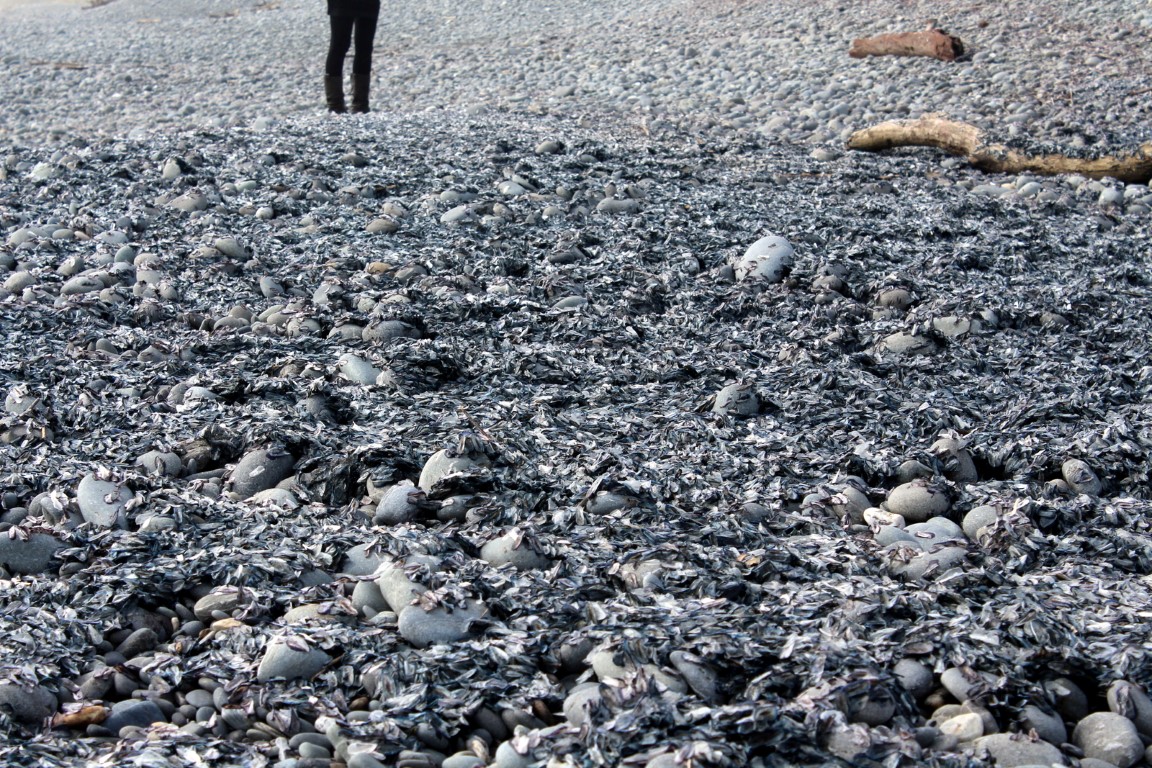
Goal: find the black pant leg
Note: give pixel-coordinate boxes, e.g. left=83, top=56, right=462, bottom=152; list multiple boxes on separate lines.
left=351, top=15, right=379, bottom=75
left=326, top=16, right=355, bottom=76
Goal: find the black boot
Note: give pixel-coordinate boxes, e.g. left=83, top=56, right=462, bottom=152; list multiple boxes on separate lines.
left=350, top=73, right=371, bottom=114
left=325, top=76, right=346, bottom=114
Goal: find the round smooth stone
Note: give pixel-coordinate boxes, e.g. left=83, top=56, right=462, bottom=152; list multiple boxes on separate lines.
left=0, top=683, right=57, bottom=723
left=374, top=482, right=428, bottom=525
left=562, top=683, right=603, bottom=727
left=905, top=517, right=965, bottom=548
left=229, top=448, right=295, bottom=499
left=76, top=473, right=132, bottom=528
left=1019, top=704, right=1067, bottom=745
left=973, top=733, right=1065, bottom=767
left=938, top=712, right=983, bottom=742
left=341, top=544, right=389, bottom=576
left=1046, top=677, right=1090, bottom=721
left=1061, top=459, right=1101, bottom=495
left=480, top=530, right=552, bottom=570
left=0, top=532, right=63, bottom=574
left=494, top=740, right=533, bottom=768
left=876, top=332, right=937, bottom=356
left=1107, top=681, right=1152, bottom=739
left=351, top=580, right=389, bottom=614
left=734, top=234, right=793, bottom=282
left=136, top=450, right=182, bottom=476
left=256, top=637, right=331, bottom=682
left=941, top=668, right=995, bottom=703
left=596, top=198, right=640, bottom=214
left=104, top=699, right=166, bottom=733
left=669, top=651, right=720, bottom=703
left=712, top=381, right=758, bottom=416
left=214, top=237, right=247, bottom=259
left=962, top=505, right=999, bottom=542
left=418, top=449, right=482, bottom=493
left=396, top=600, right=487, bottom=648
left=889, top=546, right=966, bottom=581
left=893, top=659, right=933, bottom=701
left=1073, top=711, right=1143, bottom=768
left=366, top=218, right=399, bottom=234
left=193, top=590, right=246, bottom=622
left=362, top=320, right=420, bottom=345
left=374, top=565, right=427, bottom=612
left=885, top=480, right=950, bottom=523
left=338, top=354, right=387, bottom=385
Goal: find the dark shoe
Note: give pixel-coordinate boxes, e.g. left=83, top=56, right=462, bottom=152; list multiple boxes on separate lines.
left=350, top=73, right=371, bottom=114
left=325, top=76, right=346, bottom=114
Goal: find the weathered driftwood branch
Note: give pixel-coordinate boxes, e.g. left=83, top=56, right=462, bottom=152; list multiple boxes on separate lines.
left=849, top=29, right=964, bottom=62
left=847, top=115, right=1152, bottom=184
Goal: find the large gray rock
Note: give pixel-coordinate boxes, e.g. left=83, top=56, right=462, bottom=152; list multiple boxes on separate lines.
left=734, top=234, right=793, bottom=282
left=374, top=482, right=428, bottom=525
left=397, top=600, right=486, bottom=648
left=1107, top=680, right=1152, bottom=739
left=104, top=698, right=166, bottom=733
left=884, top=479, right=950, bottom=523
left=0, top=683, right=57, bottom=723
left=257, top=636, right=331, bottom=682
left=0, top=532, right=63, bottom=574
left=480, top=530, right=552, bottom=570
left=1073, top=711, right=1143, bottom=768
left=973, top=733, right=1066, bottom=767
left=76, top=473, right=132, bottom=528
left=229, top=448, right=295, bottom=499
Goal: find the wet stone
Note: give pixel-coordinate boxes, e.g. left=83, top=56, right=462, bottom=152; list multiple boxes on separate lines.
left=257, top=637, right=331, bottom=682
left=76, top=473, right=132, bottom=528
left=104, top=698, right=166, bottom=733
left=0, top=532, right=63, bottom=574
left=1074, top=712, right=1143, bottom=768
left=973, top=733, right=1066, bottom=767
left=0, top=683, right=57, bottom=723
left=397, top=600, right=487, bottom=648
left=229, top=448, right=295, bottom=499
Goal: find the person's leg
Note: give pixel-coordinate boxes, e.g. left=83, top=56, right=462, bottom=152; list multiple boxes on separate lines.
left=324, top=16, right=354, bottom=113
left=350, top=15, right=379, bottom=113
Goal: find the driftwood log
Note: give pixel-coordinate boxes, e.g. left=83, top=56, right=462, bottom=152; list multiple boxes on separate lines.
left=849, top=29, right=965, bottom=62
left=847, top=115, right=1152, bottom=184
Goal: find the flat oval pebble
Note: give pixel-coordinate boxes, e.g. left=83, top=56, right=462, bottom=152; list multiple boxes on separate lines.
left=229, top=448, right=295, bottom=499
left=374, top=482, right=428, bottom=525
left=76, top=473, right=132, bottom=528
left=962, top=505, right=999, bottom=542
left=104, top=698, right=166, bottom=734
left=257, top=636, right=331, bottom=682
left=973, top=733, right=1066, bottom=767
left=712, top=381, right=758, bottom=416
left=1062, top=459, right=1102, bottom=495
left=876, top=331, right=937, bottom=356
left=0, top=532, right=63, bottom=574
left=480, top=530, right=553, bottom=570
left=884, top=480, right=950, bottom=523
left=397, top=599, right=487, bottom=648
left=734, top=234, right=793, bottom=282
left=0, top=683, right=57, bottom=723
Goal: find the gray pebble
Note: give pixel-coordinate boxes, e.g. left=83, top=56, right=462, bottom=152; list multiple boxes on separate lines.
left=256, top=636, right=331, bottom=682
left=493, top=740, right=533, bottom=768
left=0, top=532, right=63, bottom=574
left=1046, top=677, right=1090, bottom=721
left=0, top=683, right=57, bottom=723
left=962, top=505, right=999, bottom=542
left=1074, top=712, right=1143, bottom=768
left=734, top=234, right=793, bottom=282
left=884, top=479, right=950, bottom=523
left=712, top=381, right=758, bottom=416
left=480, top=530, right=552, bottom=570
left=136, top=450, right=182, bottom=476
left=352, top=580, right=390, bottom=614
left=229, top=448, right=295, bottom=499
left=116, top=627, right=159, bottom=659
left=104, top=698, right=166, bottom=733
left=441, top=754, right=485, bottom=768
left=669, top=650, right=721, bottom=703
left=893, top=659, right=934, bottom=701
left=973, top=733, right=1065, bottom=767
left=941, top=667, right=995, bottom=703
left=397, top=599, right=487, bottom=648
left=193, top=589, right=246, bottom=622
left=1019, top=704, right=1067, bottom=745
left=184, top=689, right=214, bottom=709
left=374, top=482, right=428, bottom=525
left=1107, top=680, right=1152, bottom=739
left=1062, top=459, right=1102, bottom=495
left=76, top=473, right=133, bottom=528
left=562, top=683, right=603, bottom=727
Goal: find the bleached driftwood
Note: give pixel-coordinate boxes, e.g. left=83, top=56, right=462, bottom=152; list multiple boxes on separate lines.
left=847, top=114, right=1152, bottom=183
left=849, top=29, right=965, bottom=62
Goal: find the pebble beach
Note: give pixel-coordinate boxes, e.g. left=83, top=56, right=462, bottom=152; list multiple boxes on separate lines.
left=2, top=1, right=1152, bottom=767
